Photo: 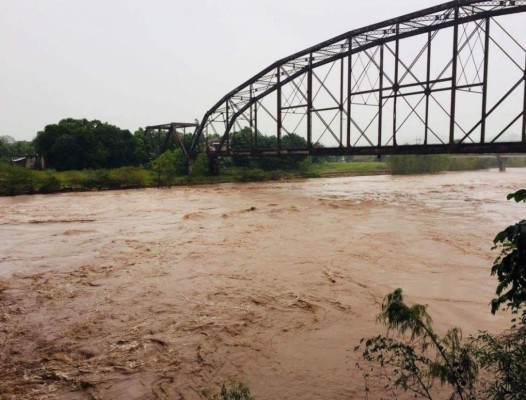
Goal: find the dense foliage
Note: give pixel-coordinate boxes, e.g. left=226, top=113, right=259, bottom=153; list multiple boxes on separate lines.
left=34, top=119, right=137, bottom=170
left=491, top=189, right=526, bottom=323
left=472, top=328, right=526, bottom=399
left=0, top=164, right=155, bottom=195
left=356, top=289, right=477, bottom=399
left=0, top=135, right=33, bottom=162
left=3, top=119, right=526, bottom=197
left=203, top=382, right=254, bottom=400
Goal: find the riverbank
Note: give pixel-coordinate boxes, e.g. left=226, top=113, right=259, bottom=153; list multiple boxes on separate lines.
left=0, top=161, right=390, bottom=196
left=0, top=170, right=522, bottom=399
left=3, top=155, right=521, bottom=196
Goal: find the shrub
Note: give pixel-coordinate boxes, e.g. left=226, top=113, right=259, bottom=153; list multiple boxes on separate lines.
left=472, top=328, right=526, bottom=399
left=38, top=173, right=61, bottom=193
left=356, top=289, right=478, bottom=399
left=82, top=169, right=110, bottom=189
left=204, top=381, right=254, bottom=400
left=0, top=164, right=34, bottom=195
left=297, top=157, right=313, bottom=174
left=151, top=150, right=176, bottom=187
left=58, top=170, right=86, bottom=190
left=174, top=148, right=188, bottom=176
left=191, top=153, right=209, bottom=177
left=108, top=167, right=151, bottom=188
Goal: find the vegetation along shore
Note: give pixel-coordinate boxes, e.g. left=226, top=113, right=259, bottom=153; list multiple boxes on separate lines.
left=2, top=118, right=525, bottom=196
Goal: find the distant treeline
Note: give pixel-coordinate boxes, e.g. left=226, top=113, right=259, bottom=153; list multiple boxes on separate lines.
left=2, top=118, right=197, bottom=170
left=4, top=119, right=310, bottom=171
left=33, top=119, right=156, bottom=170
left=0, top=155, right=314, bottom=196
left=0, top=157, right=204, bottom=196
left=0, top=136, right=33, bottom=163
left=2, top=118, right=526, bottom=195
left=3, top=153, right=524, bottom=196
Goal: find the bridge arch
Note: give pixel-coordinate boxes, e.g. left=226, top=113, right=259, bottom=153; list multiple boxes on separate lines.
left=192, top=0, right=526, bottom=158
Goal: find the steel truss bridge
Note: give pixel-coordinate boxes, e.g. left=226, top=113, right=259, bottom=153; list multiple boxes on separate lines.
left=148, top=0, right=526, bottom=160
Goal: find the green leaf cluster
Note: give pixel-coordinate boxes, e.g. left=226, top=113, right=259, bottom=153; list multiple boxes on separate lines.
left=491, top=189, right=526, bottom=322
left=357, top=289, right=477, bottom=400
left=151, top=150, right=177, bottom=187
left=34, top=119, right=137, bottom=171
left=204, top=381, right=254, bottom=400
left=0, top=135, right=33, bottom=162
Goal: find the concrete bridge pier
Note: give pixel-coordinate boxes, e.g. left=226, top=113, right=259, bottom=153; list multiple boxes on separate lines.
left=497, top=156, right=507, bottom=172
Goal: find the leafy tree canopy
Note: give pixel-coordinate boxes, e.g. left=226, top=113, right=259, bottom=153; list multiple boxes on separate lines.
left=491, top=189, right=526, bottom=323
left=34, top=118, right=136, bottom=171
left=0, top=135, right=33, bottom=162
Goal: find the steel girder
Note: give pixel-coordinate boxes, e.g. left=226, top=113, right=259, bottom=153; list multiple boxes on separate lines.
left=145, top=122, right=199, bottom=158
left=191, top=0, right=526, bottom=158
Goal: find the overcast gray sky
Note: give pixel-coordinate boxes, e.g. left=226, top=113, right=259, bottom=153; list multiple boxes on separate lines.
left=1, top=0, right=453, bottom=141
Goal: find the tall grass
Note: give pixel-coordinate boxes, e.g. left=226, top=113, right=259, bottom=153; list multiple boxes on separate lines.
left=2, top=155, right=525, bottom=196
left=0, top=164, right=158, bottom=196
left=387, top=154, right=449, bottom=175
left=387, top=155, right=517, bottom=175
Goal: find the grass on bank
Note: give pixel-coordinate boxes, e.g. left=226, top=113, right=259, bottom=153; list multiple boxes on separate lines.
left=312, top=161, right=389, bottom=176
left=2, top=155, right=525, bottom=196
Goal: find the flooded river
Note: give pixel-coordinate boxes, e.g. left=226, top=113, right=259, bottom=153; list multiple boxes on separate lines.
left=0, top=170, right=524, bottom=399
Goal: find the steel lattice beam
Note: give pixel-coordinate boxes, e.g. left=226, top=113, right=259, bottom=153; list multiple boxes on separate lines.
left=188, top=0, right=526, bottom=158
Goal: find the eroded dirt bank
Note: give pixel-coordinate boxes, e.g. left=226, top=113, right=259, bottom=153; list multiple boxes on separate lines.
left=0, top=170, right=524, bottom=399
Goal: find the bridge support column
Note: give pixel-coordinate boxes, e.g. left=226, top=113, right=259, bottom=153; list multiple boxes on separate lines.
left=497, top=156, right=507, bottom=172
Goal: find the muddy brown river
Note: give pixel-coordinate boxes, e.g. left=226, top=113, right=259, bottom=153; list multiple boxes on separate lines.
left=0, top=170, right=524, bottom=399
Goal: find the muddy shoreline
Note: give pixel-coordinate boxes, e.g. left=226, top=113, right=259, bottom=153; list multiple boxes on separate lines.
left=0, top=170, right=524, bottom=399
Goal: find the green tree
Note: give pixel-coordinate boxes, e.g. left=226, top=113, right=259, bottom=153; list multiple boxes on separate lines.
left=152, top=150, right=176, bottom=187
left=490, top=189, right=526, bottom=323
left=468, top=189, right=526, bottom=399
left=10, top=139, right=33, bottom=157
left=34, top=119, right=136, bottom=170
left=191, top=152, right=209, bottom=177
left=0, top=136, right=14, bottom=162
left=50, top=135, right=83, bottom=171
left=95, top=123, right=135, bottom=168
left=282, top=132, right=307, bottom=150
left=356, top=289, right=477, bottom=400
left=471, top=328, right=526, bottom=399
left=173, top=148, right=188, bottom=176
left=0, top=165, right=33, bottom=195
left=133, top=128, right=155, bottom=166
left=0, top=136, right=33, bottom=162
left=229, top=128, right=309, bottom=170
